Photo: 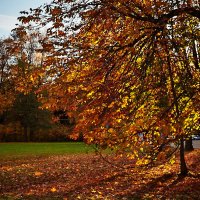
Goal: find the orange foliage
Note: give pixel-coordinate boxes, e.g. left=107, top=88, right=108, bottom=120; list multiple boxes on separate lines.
left=15, top=0, right=200, bottom=166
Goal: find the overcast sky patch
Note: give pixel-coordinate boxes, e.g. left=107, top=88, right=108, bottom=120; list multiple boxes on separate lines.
left=0, top=14, right=18, bottom=34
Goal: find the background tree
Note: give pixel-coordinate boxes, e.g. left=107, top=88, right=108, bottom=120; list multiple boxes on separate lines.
left=0, top=27, right=55, bottom=141
left=0, top=37, right=17, bottom=140
left=0, top=38, right=16, bottom=113
left=7, top=92, right=52, bottom=142
left=18, top=0, right=200, bottom=175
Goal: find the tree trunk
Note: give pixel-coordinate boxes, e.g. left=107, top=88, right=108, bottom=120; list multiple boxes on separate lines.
left=30, top=129, right=34, bottom=142
left=27, top=126, right=31, bottom=142
left=180, top=137, right=188, bottom=176
left=185, top=137, right=194, bottom=151
left=23, top=126, right=27, bottom=142
left=24, top=126, right=31, bottom=142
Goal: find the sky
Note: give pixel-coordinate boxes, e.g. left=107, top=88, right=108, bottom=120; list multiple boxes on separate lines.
left=0, top=0, right=51, bottom=37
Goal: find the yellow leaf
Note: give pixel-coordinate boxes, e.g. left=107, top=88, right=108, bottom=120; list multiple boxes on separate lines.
left=30, top=75, right=34, bottom=82
left=87, top=91, right=94, bottom=98
left=98, top=191, right=102, bottom=195
left=169, top=155, right=176, bottom=165
left=116, top=118, right=122, bottom=123
left=136, top=57, right=142, bottom=64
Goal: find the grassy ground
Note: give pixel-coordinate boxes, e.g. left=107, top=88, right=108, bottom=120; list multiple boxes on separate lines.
left=0, top=143, right=199, bottom=199
left=0, top=142, right=94, bottom=158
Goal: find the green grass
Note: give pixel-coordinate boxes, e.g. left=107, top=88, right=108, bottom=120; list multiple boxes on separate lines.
left=0, top=142, right=95, bottom=159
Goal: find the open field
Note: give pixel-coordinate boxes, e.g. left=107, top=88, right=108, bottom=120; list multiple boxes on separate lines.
left=0, top=143, right=200, bottom=199
left=0, top=142, right=94, bottom=159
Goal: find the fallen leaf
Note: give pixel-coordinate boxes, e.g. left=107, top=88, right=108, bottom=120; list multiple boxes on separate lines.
left=34, top=171, right=43, bottom=176
left=50, top=187, right=57, bottom=192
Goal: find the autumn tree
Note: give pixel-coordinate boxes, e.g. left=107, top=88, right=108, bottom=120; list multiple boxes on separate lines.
left=10, top=25, right=47, bottom=93
left=0, top=37, right=16, bottom=113
left=10, top=27, right=55, bottom=141
left=0, top=25, right=55, bottom=141
left=18, top=0, right=200, bottom=175
left=0, top=26, right=46, bottom=112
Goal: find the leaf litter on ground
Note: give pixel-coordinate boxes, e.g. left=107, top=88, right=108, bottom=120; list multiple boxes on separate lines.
left=0, top=150, right=200, bottom=199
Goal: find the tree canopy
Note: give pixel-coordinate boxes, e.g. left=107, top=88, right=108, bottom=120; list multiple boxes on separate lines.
left=11, top=0, right=200, bottom=174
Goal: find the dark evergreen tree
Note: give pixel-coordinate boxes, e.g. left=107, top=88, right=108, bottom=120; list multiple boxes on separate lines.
left=8, top=92, right=52, bottom=141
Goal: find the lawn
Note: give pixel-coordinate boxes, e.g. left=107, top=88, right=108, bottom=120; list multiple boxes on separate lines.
left=0, top=142, right=95, bottom=158
left=0, top=143, right=199, bottom=199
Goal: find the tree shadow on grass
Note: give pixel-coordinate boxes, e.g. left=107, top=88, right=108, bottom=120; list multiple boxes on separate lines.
left=116, top=172, right=175, bottom=200
left=62, top=171, right=175, bottom=199
left=64, top=171, right=128, bottom=197
left=11, top=170, right=200, bottom=200
left=120, top=171, right=200, bottom=200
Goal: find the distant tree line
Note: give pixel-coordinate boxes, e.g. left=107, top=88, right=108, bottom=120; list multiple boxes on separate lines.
left=0, top=30, right=78, bottom=142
